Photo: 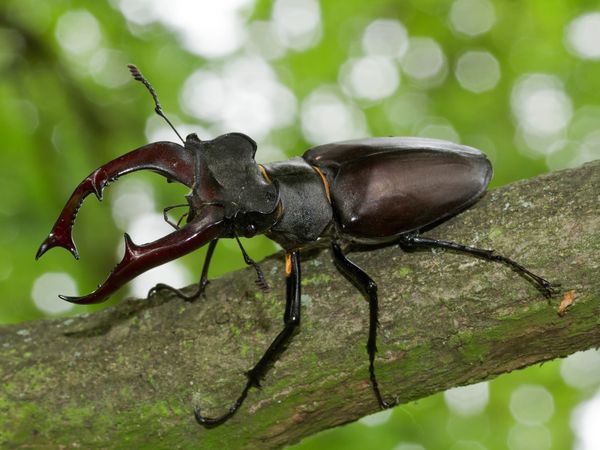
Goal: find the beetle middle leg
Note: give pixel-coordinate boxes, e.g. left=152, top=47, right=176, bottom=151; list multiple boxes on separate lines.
left=194, top=251, right=301, bottom=427
left=331, top=242, right=395, bottom=409
left=398, top=234, right=560, bottom=298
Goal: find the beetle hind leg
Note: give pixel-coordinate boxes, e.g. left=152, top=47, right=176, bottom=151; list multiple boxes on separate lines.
left=399, top=234, right=560, bottom=298
left=332, top=243, right=396, bottom=409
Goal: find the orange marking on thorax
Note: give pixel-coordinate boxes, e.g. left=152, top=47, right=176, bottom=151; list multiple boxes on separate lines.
left=285, top=253, right=292, bottom=276
left=312, top=166, right=331, bottom=203
left=258, top=165, right=272, bottom=183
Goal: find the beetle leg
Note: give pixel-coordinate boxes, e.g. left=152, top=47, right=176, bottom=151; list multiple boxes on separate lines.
left=194, top=251, right=301, bottom=427
left=234, top=235, right=270, bottom=293
left=59, top=209, right=226, bottom=305
left=399, top=234, right=560, bottom=298
left=36, top=142, right=195, bottom=260
left=162, top=204, right=190, bottom=230
left=148, top=239, right=218, bottom=301
left=331, top=243, right=395, bottom=409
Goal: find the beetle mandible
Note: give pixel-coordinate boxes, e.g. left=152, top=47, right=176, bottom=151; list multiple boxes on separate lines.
left=36, top=65, right=559, bottom=427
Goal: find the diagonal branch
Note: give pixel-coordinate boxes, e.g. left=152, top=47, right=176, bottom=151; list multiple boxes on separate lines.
left=1, top=161, right=599, bottom=449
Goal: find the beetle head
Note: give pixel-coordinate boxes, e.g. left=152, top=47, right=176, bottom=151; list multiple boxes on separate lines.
left=185, top=132, right=280, bottom=236
left=36, top=132, right=280, bottom=305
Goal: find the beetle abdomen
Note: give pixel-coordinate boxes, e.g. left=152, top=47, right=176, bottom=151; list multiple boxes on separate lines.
left=304, top=138, right=492, bottom=242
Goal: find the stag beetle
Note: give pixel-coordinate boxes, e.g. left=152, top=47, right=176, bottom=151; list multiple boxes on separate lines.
left=37, top=65, right=558, bottom=427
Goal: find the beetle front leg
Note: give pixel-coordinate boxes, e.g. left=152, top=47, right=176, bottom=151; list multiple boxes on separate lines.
left=398, top=234, right=560, bottom=298
left=331, top=243, right=395, bottom=410
left=194, top=251, right=301, bottom=427
left=149, top=239, right=218, bottom=301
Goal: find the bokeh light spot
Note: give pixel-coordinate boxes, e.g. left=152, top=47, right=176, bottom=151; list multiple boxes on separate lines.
left=565, top=12, right=600, bottom=60
left=449, top=0, right=496, bottom=36
left=560, top=349, right=600, bottom=390
left=89, top=49, right=131, bottom=88
left=359, top=409, right=393, bottom=427
left=31, top=273, right=77, bottom=315
left=180, top=56, right=296, bottom=140
left=511, top=74, right=572, bottom=156
left=181, top=70, right=227, bottom=123
left=362, top=19, right=409, bottom=58
left=300, top=86, right=369, bottom=144
left=114, top=0, right=253, bottom=58
left=444, top=382, right=489, bottom=416
left=401, top=37, right=447, bottom=86
left=110, top=179, right=156, bottom=230
left=418, top=117, right=460, bottom=142
left=55, top=10, right=102, bottom=55
left=339, top=56, right=400, bottom=101
left=385, top=93, right=430, bottom=128
left=507, top=424, right=552, bottom=450
left=130, top=260, right=192, bottom=300
left=571, top=387, right=600, bottom=450
left=570, top=130, right=600, bottom=167
left=455, top=50, right=501, bottom=93
left=509, top=384, right=554, bottom=425
left=511, top=74, right=572, bottom=136
left=111, top=0, right=156, bottom=25
left=124, top=212, right=173, bottom=245
left=247, top=20, right=286, bottom=60
left=144, top=115, right=210, bottom=143
left=273, top=0, right=322, bottom=51
left=113, top=212, right=193, bottom=299
left=254, top=144, right=288, bottom=164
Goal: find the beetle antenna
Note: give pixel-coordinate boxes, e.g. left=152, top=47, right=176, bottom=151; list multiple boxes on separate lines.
left=127, top=64, right=185, bottom=144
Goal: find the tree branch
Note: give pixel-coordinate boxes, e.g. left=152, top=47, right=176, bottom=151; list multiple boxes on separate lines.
left=2, top=161, right=599, bottom=449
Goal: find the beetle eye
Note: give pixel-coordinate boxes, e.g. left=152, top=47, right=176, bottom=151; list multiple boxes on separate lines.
left=245, top=224, right=257, bottom=237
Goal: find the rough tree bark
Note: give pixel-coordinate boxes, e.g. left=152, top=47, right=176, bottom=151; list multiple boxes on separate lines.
left=1, top=161, right=599, bottom=449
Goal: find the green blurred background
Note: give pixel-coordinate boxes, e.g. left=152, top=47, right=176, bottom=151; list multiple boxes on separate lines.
left=1, top=0, right=599, bottom=448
